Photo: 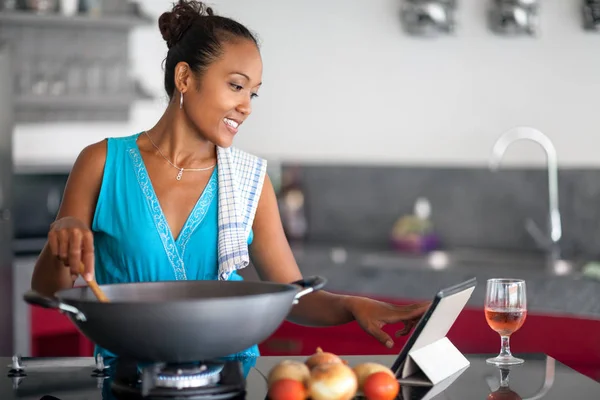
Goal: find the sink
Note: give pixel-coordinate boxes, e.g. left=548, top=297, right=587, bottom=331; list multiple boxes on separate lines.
left=359, top=247, right=577, bottom=276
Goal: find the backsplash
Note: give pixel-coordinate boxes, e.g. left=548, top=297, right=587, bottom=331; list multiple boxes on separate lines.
left=285, top=164, right=600, bottom=261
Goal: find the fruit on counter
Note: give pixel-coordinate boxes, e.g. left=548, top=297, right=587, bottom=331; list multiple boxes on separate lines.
left=308, top=362, right=358, bottom=400
left=362, top=371, right=399, bottom=400
left=268, top=360, right=311, bottom=387
left=305, top=347, right=343, bottom=370
left=352, top=362, right=396, bottom=392
left=267, top=349, right=400, bottom=400
left=268, top=378, right=308, bottom=400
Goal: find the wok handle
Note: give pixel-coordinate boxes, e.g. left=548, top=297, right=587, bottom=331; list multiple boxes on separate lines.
left=23, top=290, right=87, bottom=322
left=291, top=276, right=327, bottom=304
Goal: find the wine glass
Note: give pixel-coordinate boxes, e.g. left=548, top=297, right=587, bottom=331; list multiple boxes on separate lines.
left=484, top=278, right=527, bottom=366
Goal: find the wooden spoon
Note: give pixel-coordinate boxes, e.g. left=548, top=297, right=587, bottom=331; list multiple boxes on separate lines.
left=78, top=263, right=109, bottom=302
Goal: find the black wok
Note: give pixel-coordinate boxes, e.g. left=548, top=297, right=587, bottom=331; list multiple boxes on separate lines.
left=24, top=276, right=326, bottom=363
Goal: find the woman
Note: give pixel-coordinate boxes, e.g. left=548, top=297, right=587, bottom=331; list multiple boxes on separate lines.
left=31, top=0, right=429, bottom=360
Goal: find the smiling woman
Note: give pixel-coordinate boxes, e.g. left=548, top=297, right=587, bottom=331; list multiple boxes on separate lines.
left=158, top=0, right=262, bottom=150
left=29, top=0, right=430, bottom=362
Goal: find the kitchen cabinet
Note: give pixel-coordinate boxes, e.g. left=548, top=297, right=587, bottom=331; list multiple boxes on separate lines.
left=260, top=298, right=600, bottom=381
left=13, top=256, right=94, bottom=357
left=30, top=306, right=94, bottom=357
left=0, top=8, right=153, bottom=123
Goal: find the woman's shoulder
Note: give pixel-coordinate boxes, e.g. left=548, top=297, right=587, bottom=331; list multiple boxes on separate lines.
left=70, top=133, right=142, bottom=183
left=104, top=132, right=142, bottom=146
left=73, top=139, right=108, bottom=174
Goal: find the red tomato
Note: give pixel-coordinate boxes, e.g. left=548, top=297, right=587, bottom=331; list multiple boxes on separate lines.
left=268, top=378, right=306, bottom=400
left=363, top=371, right=400, bottom=400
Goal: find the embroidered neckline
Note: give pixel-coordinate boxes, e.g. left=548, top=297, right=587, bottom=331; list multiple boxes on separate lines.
left=177, top=172, right=217, bottom=256
left=127, top=137, right=217, bottom=280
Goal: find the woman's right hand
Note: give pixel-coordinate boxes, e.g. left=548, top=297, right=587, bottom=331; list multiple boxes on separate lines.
left=48, top=216, right=95, bottom=281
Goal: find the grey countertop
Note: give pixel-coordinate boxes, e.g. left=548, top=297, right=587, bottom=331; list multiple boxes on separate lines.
left=286, top=242, right=600, bottom=319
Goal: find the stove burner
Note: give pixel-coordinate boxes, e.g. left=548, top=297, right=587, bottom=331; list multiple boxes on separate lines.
left=155, top=363, right=224, bottom=389
left=111, top=359, right=246, bottom=399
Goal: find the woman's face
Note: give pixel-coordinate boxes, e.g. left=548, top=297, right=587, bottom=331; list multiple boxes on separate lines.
left=180, top=39, right=263, bottom=148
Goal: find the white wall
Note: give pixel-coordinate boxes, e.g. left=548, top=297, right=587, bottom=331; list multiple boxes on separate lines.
left=13, top=0, right=600, bottom=169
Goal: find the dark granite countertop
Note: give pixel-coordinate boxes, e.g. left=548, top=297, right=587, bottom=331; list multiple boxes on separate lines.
left=2, top=354, right=599, bottom=399
left=289, top=243, right=600, bottom=318
left=254, top=354, right=600, bottom=399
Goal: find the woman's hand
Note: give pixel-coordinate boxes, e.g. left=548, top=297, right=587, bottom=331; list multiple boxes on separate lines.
left=250, top=175, right=431, bottom=332
left=48, top=216, right=95, bottom=281
left=344, top=297, right=431, bottom=348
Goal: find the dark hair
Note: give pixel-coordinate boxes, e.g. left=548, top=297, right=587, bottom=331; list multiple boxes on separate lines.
left=158, top=0, right=259, bottom=98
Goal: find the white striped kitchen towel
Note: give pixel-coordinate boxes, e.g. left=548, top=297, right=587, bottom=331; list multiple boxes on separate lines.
left=216, top=146, right=267, bottom=280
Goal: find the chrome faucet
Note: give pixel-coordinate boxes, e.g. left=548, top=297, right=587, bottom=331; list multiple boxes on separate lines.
left=489, top=127, right=562, bottom=266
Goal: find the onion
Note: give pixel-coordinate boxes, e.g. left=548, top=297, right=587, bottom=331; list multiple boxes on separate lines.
left=308, top=362, right=358, bottom=400
left=267, top=360, right=311, bottom=387
left=352, top=362, right=396, bottom=391
left=305, top=347, right=343, bottom=370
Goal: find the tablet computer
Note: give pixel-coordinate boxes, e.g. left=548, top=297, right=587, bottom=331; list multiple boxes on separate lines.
left=390, top=277, right=477, bottom=386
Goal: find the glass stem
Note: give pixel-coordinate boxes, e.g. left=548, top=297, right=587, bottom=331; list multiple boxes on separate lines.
left=499, top=368, right=510, bottom=388
left=499, top=335, right=512, bottom=358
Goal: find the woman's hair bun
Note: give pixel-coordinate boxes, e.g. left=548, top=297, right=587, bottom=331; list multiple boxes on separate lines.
left=158, top=0, right=215, bottom=49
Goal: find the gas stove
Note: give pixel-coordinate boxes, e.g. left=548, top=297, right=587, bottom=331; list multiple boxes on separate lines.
left=4, top=352, right=596, bottom=400
left=3, top=354, right=259, bottom=400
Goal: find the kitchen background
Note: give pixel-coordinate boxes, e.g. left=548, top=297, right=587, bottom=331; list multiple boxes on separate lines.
left=9, top=0, right=600, bottom=167
left=1, top=0, right=600, bottom=374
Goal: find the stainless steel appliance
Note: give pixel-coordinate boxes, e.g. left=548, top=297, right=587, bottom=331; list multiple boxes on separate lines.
left=0, top=41, right=15, bottom=356
left=11, top=171, right=69, bottom=357
left=12, top=172, right=67, bottom=255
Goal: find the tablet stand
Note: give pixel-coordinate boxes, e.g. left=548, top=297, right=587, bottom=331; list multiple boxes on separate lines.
left=392, top=278, right=477, bottom=387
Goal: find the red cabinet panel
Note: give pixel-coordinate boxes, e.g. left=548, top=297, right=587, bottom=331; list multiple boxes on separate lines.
left=30, top=306, right=94, bottom=357
left=259, top=297, right=600, bottom=382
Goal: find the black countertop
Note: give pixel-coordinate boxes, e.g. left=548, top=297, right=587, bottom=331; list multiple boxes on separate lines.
left=2, top=353, right=599, bottom=399
left=286, top=243, right=600, bottom=318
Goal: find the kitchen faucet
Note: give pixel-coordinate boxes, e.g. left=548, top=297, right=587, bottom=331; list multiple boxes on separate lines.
left=488, top=127, right=563, bottom=269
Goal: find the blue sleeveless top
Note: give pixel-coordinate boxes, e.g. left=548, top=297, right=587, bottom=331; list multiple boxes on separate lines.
left=91, top=133, right=259, bottom=361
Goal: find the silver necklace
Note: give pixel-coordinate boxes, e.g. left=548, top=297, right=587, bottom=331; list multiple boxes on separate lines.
left=144, top=131, right=216, bottom=181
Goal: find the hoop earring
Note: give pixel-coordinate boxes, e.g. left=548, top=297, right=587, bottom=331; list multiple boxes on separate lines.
left=179, top=92, right=183, bottom=109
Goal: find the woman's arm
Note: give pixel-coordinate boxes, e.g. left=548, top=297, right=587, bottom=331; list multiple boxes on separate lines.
left=31, top=141, right=107, bottom=296
left=249, top=175, right=355, bottom=326
left=250, top=174, right=430, bottom=347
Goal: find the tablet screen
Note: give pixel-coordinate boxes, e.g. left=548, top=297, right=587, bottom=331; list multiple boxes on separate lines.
left=391, top=277, right=477, bottom=379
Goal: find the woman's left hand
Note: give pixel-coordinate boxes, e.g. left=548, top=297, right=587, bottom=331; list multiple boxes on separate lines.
left=345, top=297, right=431, bottom=348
